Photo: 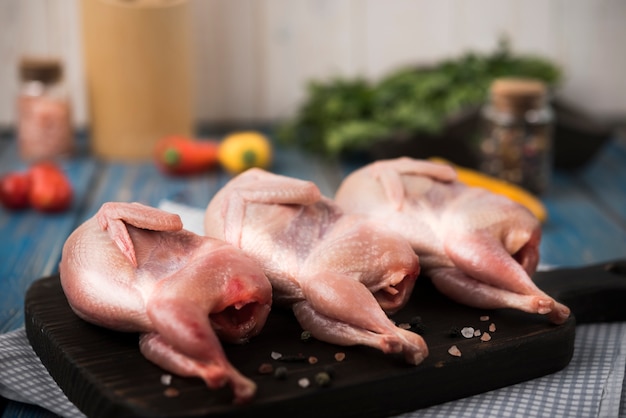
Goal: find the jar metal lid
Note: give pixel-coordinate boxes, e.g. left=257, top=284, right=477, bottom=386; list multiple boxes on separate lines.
left=19, top=57, right=63, bottom=84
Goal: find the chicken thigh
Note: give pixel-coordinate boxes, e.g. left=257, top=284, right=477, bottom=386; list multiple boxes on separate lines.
left=204, top=168, right=427, bottom=365
left=335, top=157, right=570, bottom=324
left=59, top=202, right=272, bottom=403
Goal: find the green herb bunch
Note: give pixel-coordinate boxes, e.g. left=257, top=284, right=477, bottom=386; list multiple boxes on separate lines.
left=276, top=40, right=562, bottom=156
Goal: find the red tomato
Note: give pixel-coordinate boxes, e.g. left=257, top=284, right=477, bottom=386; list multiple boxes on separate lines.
left=28, top=162, right=73, bottom=212
left=0, top=172, right=31, bottom=210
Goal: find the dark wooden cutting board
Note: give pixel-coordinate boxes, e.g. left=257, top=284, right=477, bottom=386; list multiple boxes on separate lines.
left=24, top=260, right=626, bottom=418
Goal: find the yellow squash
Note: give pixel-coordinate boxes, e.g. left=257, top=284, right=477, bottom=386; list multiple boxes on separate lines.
left=429, top=157, right=548, bottom=223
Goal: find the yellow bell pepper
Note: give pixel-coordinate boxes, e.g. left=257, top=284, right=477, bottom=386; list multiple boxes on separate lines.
left=218, top=131, right=273, bottom=174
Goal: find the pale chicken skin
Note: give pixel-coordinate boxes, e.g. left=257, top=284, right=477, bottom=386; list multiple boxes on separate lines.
left=59, top=202, right=272, bottom=404
left=204, top=168, right=428, bottom=365
left=335, top=157, right=571, bottom=325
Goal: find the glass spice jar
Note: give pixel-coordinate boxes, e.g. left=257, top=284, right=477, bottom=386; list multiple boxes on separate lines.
left=17, top=57, right=74, bottom=162
left=478, top=78, right=554, bottom=194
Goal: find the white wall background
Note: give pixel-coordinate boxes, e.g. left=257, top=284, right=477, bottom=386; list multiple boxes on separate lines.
left=1, top=0, right=625, bottom=129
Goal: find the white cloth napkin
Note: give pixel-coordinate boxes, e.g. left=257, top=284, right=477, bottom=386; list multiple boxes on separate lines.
left=0, top=327, right=85, bottom=418
left=1, top=200, right=625, bottom=418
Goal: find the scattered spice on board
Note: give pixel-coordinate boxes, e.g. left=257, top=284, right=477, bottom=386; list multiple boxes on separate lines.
left=258, top=363, right=274, bottom=374
left=481, top=332, right=492, bottom=342
left=448, top=345, right=462, bottom=357
left=308, top=356, right=318, bottom=365
left=461, top=327, right=475, bottom=338
left=334, top=352, right=346, bottom=362
left=298, top=377, right=310, bottom=388
left=489, top=323, right=497, bottom=332
left=163, top=387, right=180, bottom=397
left=279, top=353, right=308, bottom=363
left=300, top=330, right=313, bottom=342
left=474, top=329, right=481, bottom=337
left=315, top=371, right=332, bottom=387
left=480, top=315, right=490, bottom=321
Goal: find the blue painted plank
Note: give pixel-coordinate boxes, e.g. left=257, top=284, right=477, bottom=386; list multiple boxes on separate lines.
left=271, top=145, right=344, bottom=197
left=577, top=139, right=626, bottom=224
left=0, top=142, right=98, bottom=332
left=1, top=131, right=626, bottom=418
left=1, top=400, right=57, bottom=418
left=540, top=171, right=626, bottom=268
left=74, top=161, right=224, bottom=222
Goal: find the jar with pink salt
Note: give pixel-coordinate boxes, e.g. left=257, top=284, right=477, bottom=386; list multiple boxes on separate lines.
left=17, top=57, right=74, bottom=162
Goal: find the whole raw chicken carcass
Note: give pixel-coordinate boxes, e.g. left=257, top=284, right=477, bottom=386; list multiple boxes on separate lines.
left=334, top=157, right=570, bottom=324
left=204, top=168, right=428, bottom=365
left=59, top=202, right=272, bottom=404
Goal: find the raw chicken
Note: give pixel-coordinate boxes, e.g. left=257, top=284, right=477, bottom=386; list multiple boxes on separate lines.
left=335, top=157, right=570, bottom=324
left=204, top=168, right=427, bottom=365
left=59, top=202, right=272, bottom=404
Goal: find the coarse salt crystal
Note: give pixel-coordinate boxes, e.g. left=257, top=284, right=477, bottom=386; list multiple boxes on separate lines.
left=474, top=329, right=481, bottom=337
left=461, top=327, right=475, bottom=338
left=481, top=332, right=492, bottom=342
left=489, top=323, right=497, bottom=332
left=448, top=345, right=462, bottom=357
left=298, top=378, right=310, bottom=388
left=271, top=351, right=283, bottom=360
left=160, top=374, right=172, bottom=386
left=480, top=315, right=490, bottom=321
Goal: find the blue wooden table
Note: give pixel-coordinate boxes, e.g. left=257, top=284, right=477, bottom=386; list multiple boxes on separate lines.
left=1, top=129, right=626, bottom=417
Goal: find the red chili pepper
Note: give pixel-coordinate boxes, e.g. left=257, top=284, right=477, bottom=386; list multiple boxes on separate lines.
left=154, top=136, right=219, bottom=175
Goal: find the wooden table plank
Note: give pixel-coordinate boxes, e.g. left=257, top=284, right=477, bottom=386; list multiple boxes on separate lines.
left=539, top=138, right=626, bottom=267
left=270, top=145, right=344, bottom=197
left=0, top=143, right=98, bottom=333
left=1, top=399, right=56, bottom=418
left=2, top=133, right=626, bottom=418
left=540, top=172, right=626, bottom=267
left=74, top=161, right=225, bottom=223
left=577, top=138, right=626, bottom=224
